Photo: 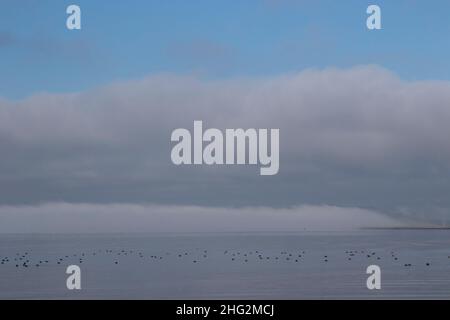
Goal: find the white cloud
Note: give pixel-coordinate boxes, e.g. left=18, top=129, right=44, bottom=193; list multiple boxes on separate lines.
left=0, top=202, right=404, bottom=233
left=1, top=65, right=450, bottom=223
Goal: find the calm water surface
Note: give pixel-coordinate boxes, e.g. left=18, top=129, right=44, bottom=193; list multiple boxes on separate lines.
left=1, top=231, right=450, bottom=299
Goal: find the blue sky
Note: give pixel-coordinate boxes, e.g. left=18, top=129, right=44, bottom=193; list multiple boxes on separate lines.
left=1, top=0, right=450, bottom=98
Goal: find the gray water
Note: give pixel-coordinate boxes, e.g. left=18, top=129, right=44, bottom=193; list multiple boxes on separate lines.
left=1, top=230, right=450, bottom=299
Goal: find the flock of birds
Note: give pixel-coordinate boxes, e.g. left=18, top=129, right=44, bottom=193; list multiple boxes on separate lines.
left=0, top=248, right=446, bottom=269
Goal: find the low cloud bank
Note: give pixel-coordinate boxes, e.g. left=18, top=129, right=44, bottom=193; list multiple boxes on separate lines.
left=0, top=202, right=404, bottom=233
left=1, top=65, right=450, bottom=224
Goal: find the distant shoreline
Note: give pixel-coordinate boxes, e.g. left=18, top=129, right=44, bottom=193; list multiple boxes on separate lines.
left=363, top=227, right=450, bottom=230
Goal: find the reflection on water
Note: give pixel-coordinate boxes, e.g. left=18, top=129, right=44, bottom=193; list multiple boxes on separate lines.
left=1, top=230, right=450, bottom=299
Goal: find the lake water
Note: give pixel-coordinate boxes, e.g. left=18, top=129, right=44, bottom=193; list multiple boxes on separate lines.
left=1, top=230, right=450, bottom=299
